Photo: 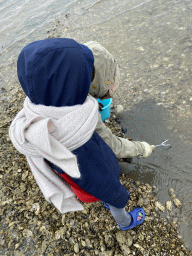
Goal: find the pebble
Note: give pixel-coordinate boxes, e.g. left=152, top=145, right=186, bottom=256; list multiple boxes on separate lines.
left=133, top=243, right=145, bottom=254
left=22, top=229, right=33, bottom=237
left=166, top=201, right=172, bottom=211
left=116, top=231, right=133, bottom=247
left=115, top=117, right=121, bottom=123
left=173, top=198, right=182, bottom=208
left=116, top=104, right=124, bottom=113
left=155, top=201, right=165, bottom=212
left=74, top=243, right=79, bottom=253
left=0, top=86, right=189, bottom=256
left=121, top=127, right=127, bottom=133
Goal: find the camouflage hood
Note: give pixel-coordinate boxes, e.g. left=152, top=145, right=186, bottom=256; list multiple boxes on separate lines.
left=84, top=41, right=120, bottom=98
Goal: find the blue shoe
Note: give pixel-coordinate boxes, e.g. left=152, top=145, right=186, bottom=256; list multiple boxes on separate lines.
left=118, top=207, right=145, bottom=230
left=103, top=191, right=130, bottom=210
left=104, top=202, right=110, bottom=209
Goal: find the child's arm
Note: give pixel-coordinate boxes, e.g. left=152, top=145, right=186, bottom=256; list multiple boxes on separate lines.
left=95, top=113, right=154, bottom=158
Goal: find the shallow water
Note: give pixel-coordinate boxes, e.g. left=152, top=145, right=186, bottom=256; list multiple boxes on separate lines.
left=118, top=100, right=192, bottom=250
left=0, top=0, right=100, bottom=68
left=0, top=0, right=192, bottom=251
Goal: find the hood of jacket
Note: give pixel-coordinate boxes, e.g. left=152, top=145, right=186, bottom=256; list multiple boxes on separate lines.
left=84, top=41, right=120, bottom=99
left=17, top=38, right=94, bottom=107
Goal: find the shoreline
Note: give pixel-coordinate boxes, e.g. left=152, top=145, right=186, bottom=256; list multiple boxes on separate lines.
left=0, top=85, right=191, bottom=255
left=1, top=0, right=192, bottom=252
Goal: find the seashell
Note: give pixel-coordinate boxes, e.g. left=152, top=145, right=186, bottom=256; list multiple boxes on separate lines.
left=172, top=218, right=178, bottom=224
left=22, top=229, right=33, bottom=237
left=173, top=198, right=182, bottom=208
left=20, top=183, right=26, bottom=192
left=116, top=104, right=124, bottom=113
left=168, top=188, right=174, bottom=195
left=133, top=243, right=145, bottom=253
left=121, top=245, right=131, bottom=254
left=143, top=198, right=150, bottom=206
left=155, top=201, right=165, bottom=212
left=166, top=201, right=172, bottom=211
left=62, top=214, right=66, bottom=225
left=31, top=203, right=40, bottom=215
left=15, top=243, right=21, bottom=250
left=69, top=237, right=75, bottom=245
left=145, top=183, right=152, bottom=193
left=85, top=238, right=92, bottom=248
left=21, top=171, right=28, bottom=180
left=170, top=193, right=176, bottom=200
left=74, top=243, right=79, bottom=253
left=137, top=197, right=144, bottom=206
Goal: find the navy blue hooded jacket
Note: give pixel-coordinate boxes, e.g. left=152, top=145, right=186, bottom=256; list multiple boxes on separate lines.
left=17, top=38, right=129, bottom=208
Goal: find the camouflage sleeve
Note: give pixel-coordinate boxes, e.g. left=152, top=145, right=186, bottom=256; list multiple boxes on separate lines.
left=95, top=113, right=146, bottom=158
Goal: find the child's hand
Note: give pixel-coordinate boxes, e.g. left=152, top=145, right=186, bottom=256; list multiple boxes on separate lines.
left=140, top=142, right=155, bottom=157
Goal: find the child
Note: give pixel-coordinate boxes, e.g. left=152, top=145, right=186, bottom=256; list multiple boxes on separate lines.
left=9, top=38, right=154, bottom=230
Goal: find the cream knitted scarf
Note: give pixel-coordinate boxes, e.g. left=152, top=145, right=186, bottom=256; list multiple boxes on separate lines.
left=9, top=95, right=98, bottom=213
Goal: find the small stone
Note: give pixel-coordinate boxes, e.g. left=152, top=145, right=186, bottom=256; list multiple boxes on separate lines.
left=99, top=252, right=113, bottom=256
left=62, top=214, right=66, bottom=225
left=138, top=46, right=145, bottom=51
left=14, top=251, right=25, bottom=256
left=145, top=184, right=152, bottom=193
left=133, top=96, right=142, bottom=103
left=100, top=244, right=106, bottom=252
left=155, top=201, right=165, bottom=212
left=74, top=243, right=79, bottom=253
left=15, top=243, right=21, bottom=250
left=143, top=198, right=150, bottom=206
left=166, top=201, right=172, bottom=211
left=22, top=229, right=33, bottom=237
left=69, top=237, right=75, bottom=245
left=82, top=240, right=86, bottom=247
left=116, top=105, right=124, bottom=113
left=104, top=234, right=114, bottom=247
left=116, top=231, right=133, bottom=247
left=115, top=117, right=121, bottom=123
left=121, top=127, right=127, bottom=134
left=20, top=183, right=26, bottom=192
left=121, top=244, right=131, bottom=254
left=133, top=243, right=145, bottom=253
left=31, top=203, right=40, bottom=215
left=173, top=198, right=182, bottom=208
left=22, top=171, right=28, bottom=180
left=168, top=188, right=175, bottom=195
left=137, top=198, right=144, bottom=206
left=173, top=218, right=178, bottom=224
left=85, top=238, right=92, bottom=248
left=116, top=231, right=126, bottom=244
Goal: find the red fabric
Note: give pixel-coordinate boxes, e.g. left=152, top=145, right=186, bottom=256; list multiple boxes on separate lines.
left=59, top=173, right=100, bottom=203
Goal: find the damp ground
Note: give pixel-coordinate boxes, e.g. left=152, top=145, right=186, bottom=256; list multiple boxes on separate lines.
left=117, top=100, right=192, bottom=250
